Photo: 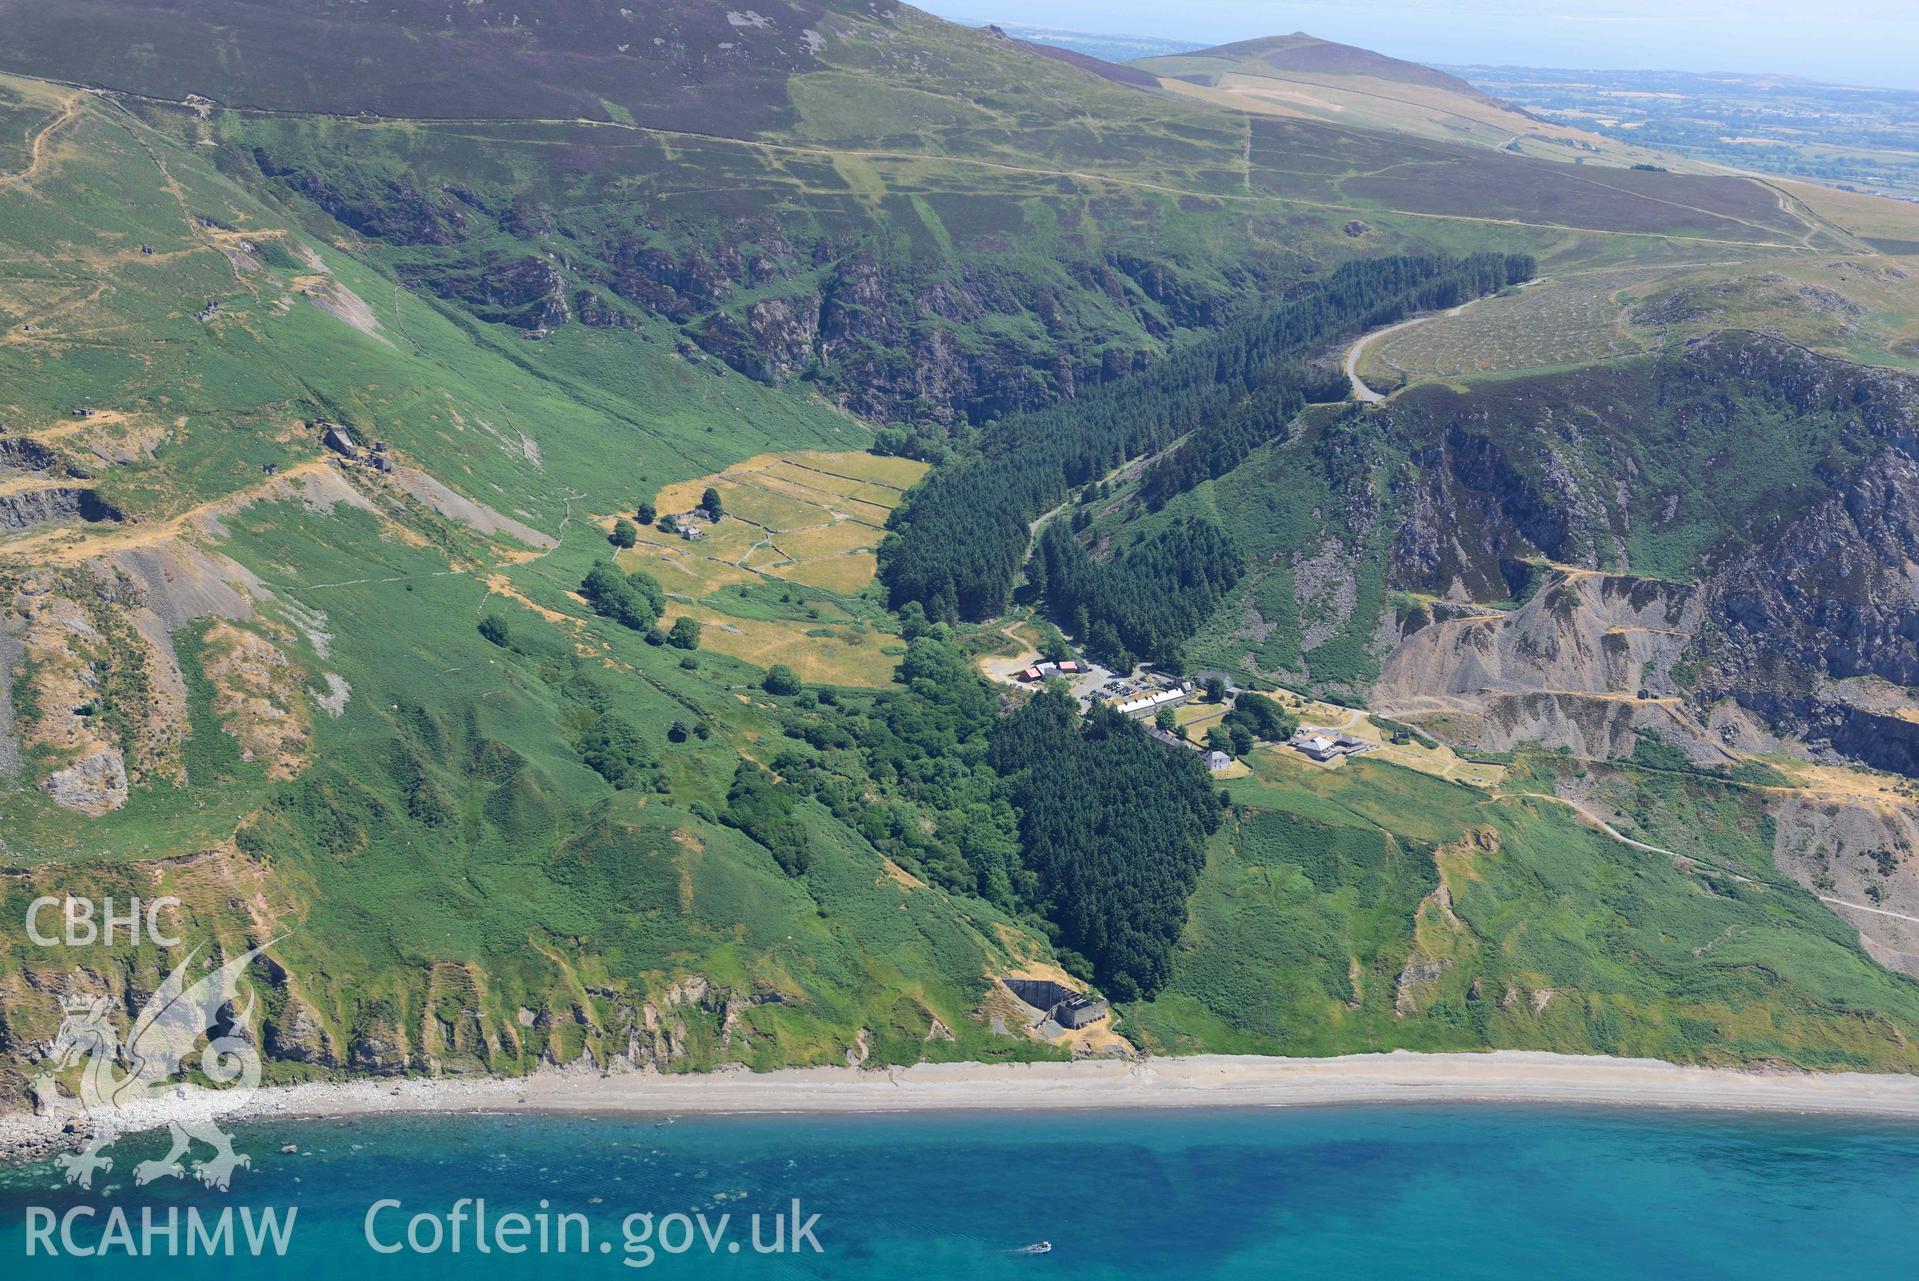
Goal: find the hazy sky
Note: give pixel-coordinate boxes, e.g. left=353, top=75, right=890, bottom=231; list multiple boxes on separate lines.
left=924, top=1, right=1919, bottom=89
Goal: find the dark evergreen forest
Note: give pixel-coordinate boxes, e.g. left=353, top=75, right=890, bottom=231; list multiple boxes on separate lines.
left=879, top=252, right=1535, bottom=624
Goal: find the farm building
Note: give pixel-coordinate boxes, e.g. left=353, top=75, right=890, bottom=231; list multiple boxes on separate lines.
left=679, top=524, right=705, bottom=541
left=1205, top=750, right=1233, bottom=772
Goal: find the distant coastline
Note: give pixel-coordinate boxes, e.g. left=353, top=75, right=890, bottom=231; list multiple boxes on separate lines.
left=11, top=1050, right=1919, bottom=1166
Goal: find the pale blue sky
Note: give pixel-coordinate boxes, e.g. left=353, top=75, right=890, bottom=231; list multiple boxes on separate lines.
left=925, top=1, right=1919, bottom=89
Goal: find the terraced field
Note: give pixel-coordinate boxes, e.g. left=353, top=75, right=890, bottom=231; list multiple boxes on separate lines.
left=617, top=449, right=926, bottom=685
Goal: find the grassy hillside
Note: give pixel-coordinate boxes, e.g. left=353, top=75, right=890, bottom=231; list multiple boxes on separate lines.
left=0, top=0, right=860, bottom=134
left=1131, top=748, right=1919, bottom=1071
left=0, top=73, right=1068, bottom=1102
left=1152, top=33, right=1505, bottom=101
left=3, top=0, right=1919, bottom=1104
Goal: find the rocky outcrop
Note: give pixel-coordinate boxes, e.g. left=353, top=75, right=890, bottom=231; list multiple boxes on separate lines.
left=1773, top=795, right=1919, bottom=976
left=40, top=747, right=128, bottom=815
left=689, top=293, right=821, bottom=384
left=399, top=254, right=570, bottom=330
left=255, top=159, right=466, bottom=246
left=1422, top=691, right=1717, bottom=760
left=11, top=581, right=186, bottom=810
left=264, top=996, right=337, bottom=1067
left=662, top=244, right=1209, bottom=425
left=1390, top=422, right=1623, bottom=601
left=1381, top=571, right=1700, bottom=702
left=422, top=966, right=491, bottom=1075
left=1375, top=570, right=1720, bottom=761
left=347, top=1008, right=411, bottom=1076
left=250, top=124, right=1274, bottom=428
left=199, top=620, right=312, bottom=782
left=1363, top=332, right=1919, bottom=775
left=1699, top=441, right=1919, bottom=775
left=572, top=289, right=634, bottom=329
left=605, top=241, right=734, bottom=322
left=0, top=437, right=62, bottom=476
left=0, top=485, right=119, bottom=532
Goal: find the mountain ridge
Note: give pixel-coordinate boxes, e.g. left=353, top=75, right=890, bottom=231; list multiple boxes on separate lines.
left=1167, top=32, right=1512, bottom=107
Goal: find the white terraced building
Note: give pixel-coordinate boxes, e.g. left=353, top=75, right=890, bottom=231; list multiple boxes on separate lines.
left=1114, top=686, right=1190, bottom=718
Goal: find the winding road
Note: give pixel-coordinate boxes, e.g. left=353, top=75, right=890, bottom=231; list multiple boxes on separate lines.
left=1343, top=314, right=1429, bottom=403
left=1342, top=279, right=1547, bottom=404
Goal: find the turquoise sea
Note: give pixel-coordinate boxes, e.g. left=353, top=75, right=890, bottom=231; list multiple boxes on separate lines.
left=4, top=1105, right=1918, bottom=1278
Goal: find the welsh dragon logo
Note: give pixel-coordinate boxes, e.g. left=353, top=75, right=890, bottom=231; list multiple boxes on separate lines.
left=35, top=943, right=270, bottom=1191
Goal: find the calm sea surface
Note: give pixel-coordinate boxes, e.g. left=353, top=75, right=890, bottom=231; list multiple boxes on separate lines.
left=4, top=1105, right=1918, bottom=1278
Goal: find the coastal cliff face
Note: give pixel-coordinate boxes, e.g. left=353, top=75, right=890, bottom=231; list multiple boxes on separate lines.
left=3, top=919, right=789, bottom=1116
left=1338, top=334, right=1919, bottom=771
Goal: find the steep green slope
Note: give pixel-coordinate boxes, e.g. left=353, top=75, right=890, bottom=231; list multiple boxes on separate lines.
left=1132, top=751, right=1919, bottom=1071
left=0, top=79, right=1058, bottom=1105
left=1062, top=331, right=1918, bottom=701
left=2, top=0, right=1917, bottom=1106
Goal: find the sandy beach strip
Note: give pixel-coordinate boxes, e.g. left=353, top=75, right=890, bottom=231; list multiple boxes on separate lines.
left=11, top=1050, right=1919, bottom=1163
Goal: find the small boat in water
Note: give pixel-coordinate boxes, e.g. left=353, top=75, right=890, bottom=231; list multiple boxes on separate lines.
left=1016, top=1241, right=1052, bottom=1255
